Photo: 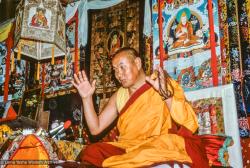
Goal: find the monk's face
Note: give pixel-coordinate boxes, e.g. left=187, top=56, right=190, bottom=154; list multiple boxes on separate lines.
left=112, top=51, right=140, bottom=88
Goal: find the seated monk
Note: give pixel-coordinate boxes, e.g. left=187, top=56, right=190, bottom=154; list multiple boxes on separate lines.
left=172, top=11, right=200, bottom=49
left=72, top=47, right=230, bottom=168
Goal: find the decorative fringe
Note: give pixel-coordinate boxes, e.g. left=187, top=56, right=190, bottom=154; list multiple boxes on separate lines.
left=17, top=45, right=21, bottom=60
left=37, top=62, right=40, bottom=80
left=11, top=52, right=14, bottom=72
left=64, top=55, right=67, bottom=75
left=51, top=46, right=54, bottom=65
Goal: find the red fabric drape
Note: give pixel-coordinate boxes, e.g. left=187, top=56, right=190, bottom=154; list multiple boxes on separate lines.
left=81, top=142, right=125, bottom=167
left=158, top=0, right=165, bottom=67
left=177, top=126, right=210, bottom=168
left=208, top=0, right=218, bottom=86
left=4, top=28, right=13, bottom=102
left=2, top=25, right=17, bottom=121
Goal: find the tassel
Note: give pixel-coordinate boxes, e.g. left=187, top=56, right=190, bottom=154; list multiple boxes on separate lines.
left=51, top=46, right=55, bottom=65
left=37, top=62, right=40, bottom=80
left=64, top=55, right=67, bottom=75
left=17, top=44, right=21, bottom=60
left=11, top=52, right=15, bottom=72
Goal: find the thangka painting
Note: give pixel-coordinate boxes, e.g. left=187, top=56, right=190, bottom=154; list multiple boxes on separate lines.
left=190, top=97, right=224, bottom=135
left=152, top=0, right=222, bottom=91
left=28, top=6, right=51, bottom=29
left=0, top=42, right=26, bottom=101
left=38, top=53, right=74, bottom=98
left=89, top=0, right=140, bottom=98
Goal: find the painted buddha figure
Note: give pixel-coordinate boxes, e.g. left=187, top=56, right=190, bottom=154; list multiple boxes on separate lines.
left=172, top=9, right=199, bottom=49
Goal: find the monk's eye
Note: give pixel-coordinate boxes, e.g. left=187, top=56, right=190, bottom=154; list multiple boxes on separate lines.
left=120, top=65, right=126, bottom=71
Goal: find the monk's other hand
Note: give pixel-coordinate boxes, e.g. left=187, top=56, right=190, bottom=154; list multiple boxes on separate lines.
left=146, top=67, right=168, bottom=95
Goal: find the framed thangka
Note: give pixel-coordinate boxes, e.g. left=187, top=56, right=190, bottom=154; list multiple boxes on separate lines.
left=18, top=87, right=41, bottom=125
left=89, top=0, right=141, bottom=111
left=190, top=97, right=224, bottom=135
left=152, top=0, right=223, bottom=91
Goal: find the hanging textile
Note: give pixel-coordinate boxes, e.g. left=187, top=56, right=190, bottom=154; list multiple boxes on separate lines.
left=152, top=0, right=222, bottom=91
left=218, top=0, right=231, bottom=85
left=38, top=11, right=80, bottom=98
left=0, top=20, right=26, bottom=102
left=0, top=20, right=13, bottom=42
left=226, top=0, right=250, bottom=137
left=38, top=53, right=74, bottom=98
left=66, top=0, right=123, bottom=46
left=89, top=0, right=141, bottom=95
left=66, top=0, right=151, bottom=46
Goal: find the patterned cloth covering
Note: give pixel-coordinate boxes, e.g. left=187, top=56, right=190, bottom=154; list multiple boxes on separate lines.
left=0, top=133, right=87, bottom=167
left=0, top=134, right=58, bottom=168
left=53, top=140, right=85, bottom=161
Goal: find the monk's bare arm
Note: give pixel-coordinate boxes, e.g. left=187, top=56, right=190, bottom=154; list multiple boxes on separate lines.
left=72, top=70, right=118, bottom=135
left=82, top=92, right=118, bottom=135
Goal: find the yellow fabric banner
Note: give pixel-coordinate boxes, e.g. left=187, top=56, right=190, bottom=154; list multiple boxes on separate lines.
left=0, top=21, right=13, bottom=42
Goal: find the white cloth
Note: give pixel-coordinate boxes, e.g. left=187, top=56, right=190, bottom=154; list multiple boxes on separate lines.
left=152, top=163, right=190, bottom=168
left=185, top=84, right=243, bottom=168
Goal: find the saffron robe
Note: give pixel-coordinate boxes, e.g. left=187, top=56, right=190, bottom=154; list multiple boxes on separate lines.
left=103, top=79, right=200, bottom=168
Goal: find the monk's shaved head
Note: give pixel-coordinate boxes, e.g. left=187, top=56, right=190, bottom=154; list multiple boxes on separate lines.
left=112, top=47, right=139, bottom=62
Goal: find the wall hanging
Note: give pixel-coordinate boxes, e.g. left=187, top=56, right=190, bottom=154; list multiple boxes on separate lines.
left=14, top=0, right=66, bottom=62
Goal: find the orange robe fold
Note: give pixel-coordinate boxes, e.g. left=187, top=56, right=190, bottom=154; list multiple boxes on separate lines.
left=103, top=80, right=204, bottom=168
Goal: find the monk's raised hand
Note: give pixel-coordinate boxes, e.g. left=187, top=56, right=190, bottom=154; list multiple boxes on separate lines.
left=146, top=66, right=168, bottom=96
left=146, top=67, right=160, bottom=91
left=71, top=70, right=96, bottom=99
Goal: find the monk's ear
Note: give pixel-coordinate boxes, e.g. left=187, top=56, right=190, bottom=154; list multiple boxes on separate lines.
left=134, top=57, right=142, bottom=70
